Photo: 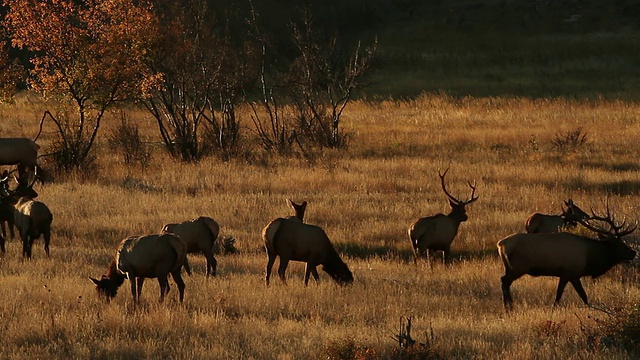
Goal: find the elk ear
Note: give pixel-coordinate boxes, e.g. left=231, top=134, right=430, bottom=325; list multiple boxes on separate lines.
left=449, top=199, right=458, bottom=208
left=89, top=277, right=101, bottom=286
left=301, top=201, right=307, bottom=208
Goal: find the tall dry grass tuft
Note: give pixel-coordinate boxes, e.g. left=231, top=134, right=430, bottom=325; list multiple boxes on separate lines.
left=0, top=94, right=639, bottom=358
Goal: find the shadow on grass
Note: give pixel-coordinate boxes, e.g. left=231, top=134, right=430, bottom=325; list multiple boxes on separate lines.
left=337, top=242, right=414, bottom=262
left=563, top=179, right=640, bottom=196
left=579, top=160, right=640, bottom=173
left=453, top=248, right=498, bottom=262
left=337, top=243, right=497, bottom=264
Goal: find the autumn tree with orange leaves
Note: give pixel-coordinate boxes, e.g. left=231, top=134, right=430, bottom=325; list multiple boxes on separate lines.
left=4, top=0, right=157, bottom=172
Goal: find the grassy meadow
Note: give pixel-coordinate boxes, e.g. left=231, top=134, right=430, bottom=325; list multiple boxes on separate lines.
left=1, top=93, right=640, bottom=359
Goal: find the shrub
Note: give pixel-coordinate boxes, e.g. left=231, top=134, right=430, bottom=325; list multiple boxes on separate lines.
left=551, top=127, right=588, bottom=152
left=107, top=112, right=151, bottom=169
left=580, top=303, right=640, bottom=354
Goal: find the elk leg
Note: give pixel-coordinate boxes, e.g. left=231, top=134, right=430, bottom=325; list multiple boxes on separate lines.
left=265, top=254, right=276, bottom=286
left=130, top=277, right=139, bottom=303
left=554, top=278, right=569, bottom=306
left=22, top=233, right=31, bottom=259
left=203, top=248, right=217, bottom=277
left=136, top=278, right=145, bottom=302
left=158, top=276, right=169, bottom=302
left=570, top=279, right=589, bottom=305
left=43, top=229, right=51, bottom=258
left=410, top=236, right=419, bottom=265
left=311, top=267, right=320, bottom=283
left=277, top=257, right=290, bottom=285
left=0, top=233, right=5, bottom=254
left=304, top=262, right=319, bottom=286
left=0, top=222, right=5, bottom=241
left=501, top=273, right=520, bottom=311
left=443, top=247, right=451, bottom=265
left=171, top=271, right=186, bottom=302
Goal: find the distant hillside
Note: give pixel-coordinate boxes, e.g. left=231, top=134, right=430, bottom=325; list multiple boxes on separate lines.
left=238, top=0, right=640, bottom=99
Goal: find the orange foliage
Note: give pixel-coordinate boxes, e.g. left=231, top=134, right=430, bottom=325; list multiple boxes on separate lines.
left=4, top=0, right=158, bottom=104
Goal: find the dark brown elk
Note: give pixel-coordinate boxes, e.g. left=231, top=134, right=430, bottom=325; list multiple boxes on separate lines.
left=0, top=138, right=40, bottom=184
left=161, top=216, right=220, bottom=277
left=90, top=233, right=191, bottom=303
left=0, top=172, right=43, bottom=256
left=525, top=199, right=589, bottom=233
left=263, top=216, right=353, bottom=286
left=498, top=207, right=637, bottom=310
left=408, top=168, right=479, bottom=265
left=0, top=171, right=16, bottom=240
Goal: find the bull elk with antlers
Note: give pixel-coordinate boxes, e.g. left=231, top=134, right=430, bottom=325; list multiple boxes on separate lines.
left=498, top=205, right=637, bottom=310
left=408, top=168, right=479, bottom=265
left=525, top=199, right=590, bottom=233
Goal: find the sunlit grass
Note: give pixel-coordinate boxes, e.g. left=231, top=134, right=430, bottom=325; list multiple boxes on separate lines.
left=1, top=93, right=639, bottom=358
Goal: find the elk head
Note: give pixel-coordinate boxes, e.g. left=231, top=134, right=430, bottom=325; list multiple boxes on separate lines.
left=0, top=168, right=38, bottom=202
left=287, top=199, right=307, bottom=221
left=439, top=168, right=479, bottom=222
left=562, top=199, right=590, bottom=225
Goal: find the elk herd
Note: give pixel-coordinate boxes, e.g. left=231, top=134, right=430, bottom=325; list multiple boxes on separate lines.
left=0, top=138, right=637, bottom=311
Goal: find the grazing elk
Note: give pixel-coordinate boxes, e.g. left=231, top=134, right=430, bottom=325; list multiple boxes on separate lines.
left=0, top=138, right=40, bottom=185
left=263, top=216, right=353, bottom=286
left=90, top=233, right=191, bottom=303
left=161, top=216, right=220, bottom=277
left=525, top=199, right=589, bottom=233
left=408, top=168, right=479, bottom=265
left=498, top=207, right=637, bottom=310
left=0, top=171, right=46, bottom=257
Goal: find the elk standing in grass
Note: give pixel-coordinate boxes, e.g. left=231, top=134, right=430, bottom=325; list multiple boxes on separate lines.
left=498, top=207, right=636, bottom=310
left=161, top=216, right=220, bottom=277
left=263, top=206, right=352, bottom=286
left=408, top=168, right=479, bottom=265
left=525, top=199, right=589, bottom=233
left=0, top=170, right=49, bottom=258
left=90, top=233, right=191, bottom=303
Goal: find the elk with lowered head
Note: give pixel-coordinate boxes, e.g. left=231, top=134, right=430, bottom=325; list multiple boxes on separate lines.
left=90, top=233, right=191, bottom=303
left=498, top=206, right=637, bottom=310
left=525, top=199, right=589, bottom=233
left=0, top=170, right=50, bottom=258
left=161, top=216, right=220, bottom=277
left=408, top=168, right=479, bottom=265
left=263, top=205, right=352, bottom=286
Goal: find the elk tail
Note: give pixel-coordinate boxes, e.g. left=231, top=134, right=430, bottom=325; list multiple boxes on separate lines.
left=200, top=217, right=220, bottom=244
left=262, top=218, right=283, bottom=254
left=168, top=235, right=190, bottom=275
left=497, top=241, right=512, bottom=270
left=525, top=214, right=540, bottom=233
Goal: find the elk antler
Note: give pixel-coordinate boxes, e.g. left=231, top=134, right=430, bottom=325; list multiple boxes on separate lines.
left=579, top=203, right=637, bottom=239
left=438, top=168, right=479, bottom=205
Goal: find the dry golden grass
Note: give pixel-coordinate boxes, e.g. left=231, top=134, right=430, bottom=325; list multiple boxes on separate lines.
left=1, top=93, right=640, bottom=359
